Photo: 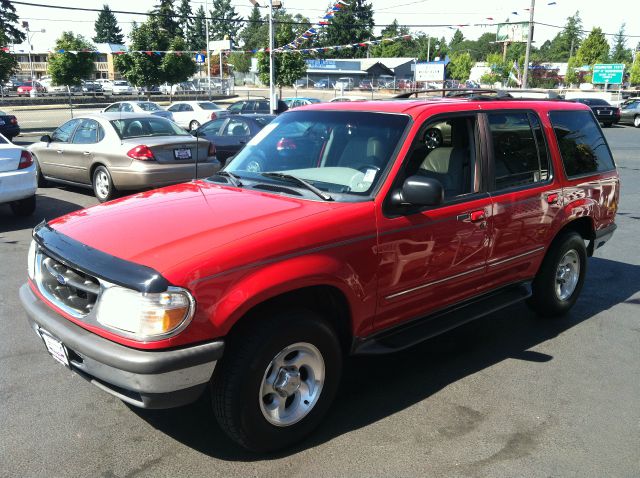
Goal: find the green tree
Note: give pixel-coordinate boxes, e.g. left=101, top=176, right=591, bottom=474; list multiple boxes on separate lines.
left=539, top=11, right=583, bottom=61
left=93, top=5, right=124, bottom=44
left=114, top=16, right=170, bottom=88
left=629, top=53, right=640, bottom=85
left=188, top=6, right=207, bottom=50
left=575, top=27, right=610, bottom=67
left=320, top=0, right=374, bottom=58
left=449, top=29, right=464, bottom=49
left=227, top=52, right=251, bottom=73
left=0, top=0, right=26, bottom=44
left=152, top=0, right=178, bottom=39
left=162, top=37, right=197, bottom=99
left=176, top=0, right=192, bottom=43
left=48, top=32, right=95, bottom=87
left=369, top=18, right=410, bottom=57
left=209, top=0, right=242, bottom=45
left=564, top=56, right=580, bottom=85
left=485, top=52, right=511, bottom=85
left=611, top=24, right=632, bottom=65
left=240, top=5, right=266, bottom=51
left=0, top=51, right=18, bottom=85
left=448, top=52, right=473, bottom=80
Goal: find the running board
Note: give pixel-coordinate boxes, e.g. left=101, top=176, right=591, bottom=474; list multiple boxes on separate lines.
left=352, top=282, right=532, bottom=355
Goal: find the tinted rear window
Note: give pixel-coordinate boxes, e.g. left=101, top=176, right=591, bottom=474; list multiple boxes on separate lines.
left=110, top=117, right=189, bottom=139
left=197, top=102, right=222, bottom=110
left=549, top=110, right=615, bottom=178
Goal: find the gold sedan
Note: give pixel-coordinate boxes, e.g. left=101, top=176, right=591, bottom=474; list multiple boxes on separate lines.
left=29, top=113, right=221, bottom=202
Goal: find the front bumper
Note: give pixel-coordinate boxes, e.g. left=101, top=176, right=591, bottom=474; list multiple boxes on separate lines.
left=20, top=284, right=224, bottom=409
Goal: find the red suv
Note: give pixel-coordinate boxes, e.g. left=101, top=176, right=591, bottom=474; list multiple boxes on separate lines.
left=21, top=96, right=619, bottom=452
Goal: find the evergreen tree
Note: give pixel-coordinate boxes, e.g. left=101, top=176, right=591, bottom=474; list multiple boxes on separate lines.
left=152, top=0, right=178, bottom=40
left=209, top=0, right=242, bottom=45
left=176, top=0, right=192, bottom=43
left=0, top=0, right=25, bottom=45
left=448, top=52, right=473, bottom=80
left=611, top=24, right=632, bottom=65
left=188, top=6, right=207, bottom=50
left=321, top=0, right=374, bottom=58
left=449, top=29, right=464, bottom=49
left=48, top=32, right=95, bottom=86
left=239, top=5, right=265, bottom=51
left=369, top=18, right=411, bottom=57
left=576, top=27, right=610, bottom=67
left=540, top=11, right=583, bottom=62
left=93, top=5, right=124, bottom=44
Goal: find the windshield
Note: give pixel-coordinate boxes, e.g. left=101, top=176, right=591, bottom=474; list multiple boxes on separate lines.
left=137, top=102, right=161, bottom=112
left=114, top=81, right=129, bottom=86
left=198, top=102, right=222, bottom=110
left=110, top=117, right=189, bottom=139
left=225, top=111, right=409, bottom=199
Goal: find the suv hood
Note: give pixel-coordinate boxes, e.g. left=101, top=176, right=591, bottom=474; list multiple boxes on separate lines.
left=48, top=181, right=345, bottom=279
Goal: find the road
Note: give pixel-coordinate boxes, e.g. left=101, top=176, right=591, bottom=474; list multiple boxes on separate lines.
left=1, top=127, right=639, bottom=477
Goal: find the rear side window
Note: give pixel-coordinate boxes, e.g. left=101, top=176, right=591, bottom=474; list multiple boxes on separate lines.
left=549, top=110, right=615, bottom=178
left=487, top=112, right=551, bottom=190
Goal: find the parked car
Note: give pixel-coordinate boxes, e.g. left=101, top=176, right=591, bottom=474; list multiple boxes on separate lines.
left=39, top=76, right=67, bottom=95
left=282, top=97, right=321, bottom=109
left=193, top=114, right=275, bottom=165
left=160, top=81, right=199, bottom=95
left=0, top=110, right=21, bottom=141
left=16, top=81, right=45, bottom=97
left=137, top=85, right=161, bottom=95
left=329, top=95, right=368, bottom=102
left=359, top=79, right=375, bottom=90
left=101, top=101, right=174, bottom=121
left=19, top=97, right=619, bottom=453
left=3, top=78, right=23, bottom=92
left=166, top=101, right=229, bottom=130
left=333, top=77, right=354, bottom=91
left=0, top=132, right=36, bottom=216
left=81, top=81, right=103, bottom=94
left=570, top=98, right=620, bottom=127
left=294, top=78, right=315, bottom=88
left=314, top=79, right=331, bottom=89
left=112, top=80, right=135, bottom=95
left=28, top=113, right=220, bottom=201
left=227, top=99, right=288, bottom=115
left=618, top=97, right=640, bottom=127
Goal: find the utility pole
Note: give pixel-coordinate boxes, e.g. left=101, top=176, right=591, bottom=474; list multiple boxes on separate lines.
left=426, top=35, right=431, bottom=62
left=268, top=0, right=276, bottom=114
left=522, top=0, right=535, bottom=88
left=205, top=0, right=211, bottom=100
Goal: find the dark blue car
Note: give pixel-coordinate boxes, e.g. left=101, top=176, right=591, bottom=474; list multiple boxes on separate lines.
left=0, top=110, right=20, bottom=142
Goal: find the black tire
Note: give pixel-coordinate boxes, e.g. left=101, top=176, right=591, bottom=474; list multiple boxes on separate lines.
left=211, top=309, right=342, bottom=452
left=634, top=115, right=640, bottom=128
left=189, top=120, right=201, bottom=131
left=92, top=165, right=117, bottom=202
left=10, top=195, right=36, bottom=216
left=602, top=122, right=612, bottom=128
left=527, top=231, right=587, bottom=318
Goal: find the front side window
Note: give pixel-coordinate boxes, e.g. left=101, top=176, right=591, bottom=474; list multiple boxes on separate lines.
left=488, top=112, right=551, bottom=190
left=227, top=102, right=244, bottom=113
left=225, top=111, right=409, bottom=198
left=104, top=104, right=120, bottom=113
left=51, top=119, right=81, bottom=143
left=167, top=104, right=182, bottom=112
left=137, top=102, right=161, bottom=112
left=71, top=119, right=104, bottom=144
left=200, top=118, right=227, bottom=136
left=223, top=119, right=250, bottom=137
left=110, top=117, right=189, bottom=139
left=549, top=110, right=615, bottom=178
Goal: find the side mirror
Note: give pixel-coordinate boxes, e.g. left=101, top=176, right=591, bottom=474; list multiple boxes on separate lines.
left=391, top=175, right=444, bottom=207
left=40, top=134, right=51, bottom=143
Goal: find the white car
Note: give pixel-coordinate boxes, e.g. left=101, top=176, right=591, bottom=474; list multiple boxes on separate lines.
left=97, top=79, right=134, bottom=96
left=0, top=133, right=37, bottom=216
left=166, top=101, right=229, bottom=130
left=329, top=96, right=368, bottom=102
left=101, top=101, right=174, bottom=121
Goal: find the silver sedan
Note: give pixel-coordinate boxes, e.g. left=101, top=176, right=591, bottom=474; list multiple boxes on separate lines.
left=29, top=113, right=220, bottom=202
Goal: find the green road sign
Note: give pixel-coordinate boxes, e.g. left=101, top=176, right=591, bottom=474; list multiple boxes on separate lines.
left=592, top=64, right=625, bottom=84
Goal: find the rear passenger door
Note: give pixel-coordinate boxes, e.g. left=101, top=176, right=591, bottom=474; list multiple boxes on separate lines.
left=483, top=110, right=562, bottom=290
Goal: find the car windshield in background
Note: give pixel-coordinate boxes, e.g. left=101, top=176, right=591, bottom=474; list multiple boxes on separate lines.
left=110, top=117, right=189, bottom=139
left=114, top=81, right=128, bottom=86
left=198, top=102, right=222, bottom=110
left=225, top=111, right=409, bottom=199
left=137, top=102, right=161, bottom=112
left=254, top=116, right=275, bottom=127
left=579, top=98, right=609, bottom=106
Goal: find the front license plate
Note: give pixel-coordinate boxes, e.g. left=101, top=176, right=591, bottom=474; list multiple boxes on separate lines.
left=174, top=148, right=192, bottom=159
left=39, top=329, right=69, bottom=367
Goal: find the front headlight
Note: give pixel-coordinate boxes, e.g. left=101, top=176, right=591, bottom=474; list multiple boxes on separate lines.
left=96, top=286, right=195, bottom=340
left=27, top=239, right=36, bottom=280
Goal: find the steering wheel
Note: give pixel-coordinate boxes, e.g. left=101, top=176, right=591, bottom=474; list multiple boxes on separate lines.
left=424, top=128, right=443, bottom=150
left=241, top=149, right=267, bottom=173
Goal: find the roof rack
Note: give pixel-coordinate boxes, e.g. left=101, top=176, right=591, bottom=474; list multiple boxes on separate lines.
left=394, top=88, right=564, bottom=101
left=394, top=89, right=498, bottom=99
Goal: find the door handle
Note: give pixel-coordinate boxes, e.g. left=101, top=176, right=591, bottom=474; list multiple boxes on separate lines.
left=82, top=151, right=91, bottom=156
left=469, top=210, right=486, bottom=222
left=56, top=150, right=63, bottom=154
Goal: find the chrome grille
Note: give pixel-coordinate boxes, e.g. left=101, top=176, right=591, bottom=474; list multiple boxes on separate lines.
left=37, top=253, right=100, bottom=317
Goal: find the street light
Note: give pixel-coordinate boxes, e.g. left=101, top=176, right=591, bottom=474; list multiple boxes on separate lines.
left=21, top=21, right=45, bottom=83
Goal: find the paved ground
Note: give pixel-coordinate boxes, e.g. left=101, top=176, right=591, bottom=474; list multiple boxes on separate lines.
left=1, top=127, right=639, bottom=477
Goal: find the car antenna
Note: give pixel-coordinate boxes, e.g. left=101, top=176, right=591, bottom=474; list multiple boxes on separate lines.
left=194, top=123, right=200, bottom=182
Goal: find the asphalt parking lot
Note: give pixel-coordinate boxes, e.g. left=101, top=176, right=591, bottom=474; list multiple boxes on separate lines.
left=1, top=127, right=638, bottom=477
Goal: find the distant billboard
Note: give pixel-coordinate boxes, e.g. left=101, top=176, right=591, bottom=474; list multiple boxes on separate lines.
left=592, top=64, right=625, bottom=84
left=496, top=22, right=529, bottom=43
left=415, top=62, right=445, bottom=82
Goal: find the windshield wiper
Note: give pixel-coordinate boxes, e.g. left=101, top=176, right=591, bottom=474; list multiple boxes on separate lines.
left=215, top=170, right=243, bottom=187
left=261, top=172, right=333, bottom=201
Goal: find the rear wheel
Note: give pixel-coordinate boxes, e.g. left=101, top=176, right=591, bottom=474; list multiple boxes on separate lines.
left=527, top=231, right=587, bottom=317
left=92, top=165, right=117, bottom=202
left=211, top=309, right=342, bottom=452
left=10, top=195, right=36, bottom=216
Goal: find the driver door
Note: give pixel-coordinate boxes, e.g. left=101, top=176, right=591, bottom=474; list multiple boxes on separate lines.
left=37, top=118, right=82, bottom=180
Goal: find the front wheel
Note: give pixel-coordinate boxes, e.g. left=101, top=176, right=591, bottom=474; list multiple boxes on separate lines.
left=92, top=165, right=117, bottom=202
left=211, top=309, right=342, bottom=452
left=634, top=116, right=640, bottom=128
left=527, top=231, right=587, bottom=317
